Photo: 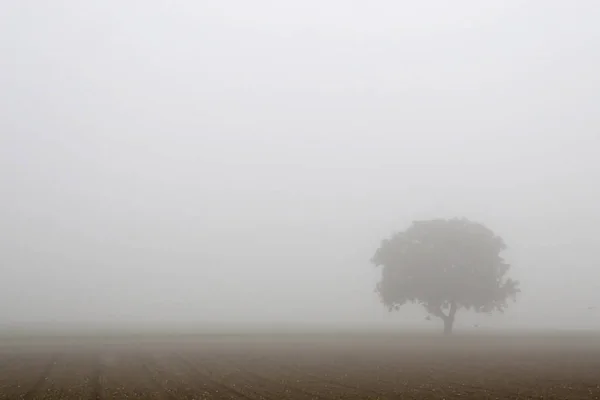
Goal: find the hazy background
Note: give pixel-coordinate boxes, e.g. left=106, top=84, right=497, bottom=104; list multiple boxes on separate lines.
left=1, top=1, right=599, bottom=332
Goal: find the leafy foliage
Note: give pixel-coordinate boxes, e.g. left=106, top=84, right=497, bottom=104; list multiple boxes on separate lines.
left=371, top=218, right=519, bottom=331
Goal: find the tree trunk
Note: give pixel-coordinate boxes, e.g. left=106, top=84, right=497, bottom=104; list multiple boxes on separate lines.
left=431, top=301, right=458, bottom=335
left=443, top=316, right=454, bottom=335
left=442, top=301, right=458, bottom=335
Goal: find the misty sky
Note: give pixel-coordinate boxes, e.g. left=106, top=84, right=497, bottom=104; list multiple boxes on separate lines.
left=1, top=1, right=600, bottom=330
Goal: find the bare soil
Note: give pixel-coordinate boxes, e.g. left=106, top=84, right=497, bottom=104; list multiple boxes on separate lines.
left=1, top=332, right=599, bottom=399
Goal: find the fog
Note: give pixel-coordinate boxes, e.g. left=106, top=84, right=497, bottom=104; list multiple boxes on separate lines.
left=1, top=1, right=599, bottom=332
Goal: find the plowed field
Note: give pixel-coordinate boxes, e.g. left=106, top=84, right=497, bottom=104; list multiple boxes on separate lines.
left=0, top=333, right=599, bottom=399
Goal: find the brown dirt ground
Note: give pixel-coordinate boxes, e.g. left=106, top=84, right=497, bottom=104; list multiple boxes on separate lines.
left=0, top=332, right=599, bottom=399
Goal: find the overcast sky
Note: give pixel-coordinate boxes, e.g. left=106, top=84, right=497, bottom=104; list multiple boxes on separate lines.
left=1, top=1, right=600, bottom=331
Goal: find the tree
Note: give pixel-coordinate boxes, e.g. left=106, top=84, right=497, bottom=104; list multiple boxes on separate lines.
left=370, top=218, right=519, bottom=334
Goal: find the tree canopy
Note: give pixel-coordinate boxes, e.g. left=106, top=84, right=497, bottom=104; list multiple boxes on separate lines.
left=371, top=218, right=519, bottom=334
